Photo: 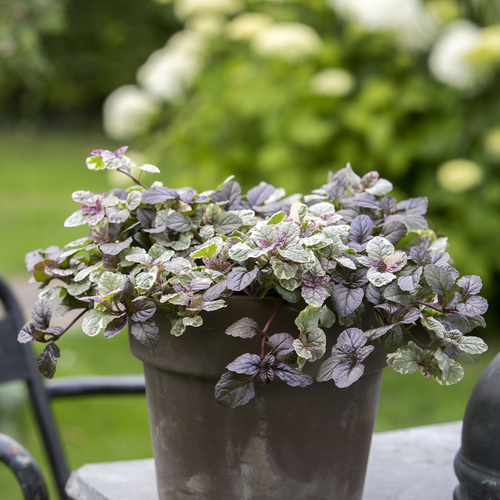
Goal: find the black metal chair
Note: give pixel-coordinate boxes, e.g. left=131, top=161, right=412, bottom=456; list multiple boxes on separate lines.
left=0, top=433, right=49, bottom=500
left=0, top=275, right=146, bottom=500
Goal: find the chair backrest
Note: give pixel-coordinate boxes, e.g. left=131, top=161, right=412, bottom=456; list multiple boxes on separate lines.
left=0, top=276, right=71, bottom=500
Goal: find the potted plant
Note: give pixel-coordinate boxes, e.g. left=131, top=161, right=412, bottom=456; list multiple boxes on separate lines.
left=19, top=147, right=488, bottom=499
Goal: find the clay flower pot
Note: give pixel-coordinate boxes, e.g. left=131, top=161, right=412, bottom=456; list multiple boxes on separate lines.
left=130, top=297, right=386, bottom=500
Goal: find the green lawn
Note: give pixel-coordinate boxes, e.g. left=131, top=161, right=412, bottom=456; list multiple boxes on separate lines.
left=0, top=127, right=497, bottom=499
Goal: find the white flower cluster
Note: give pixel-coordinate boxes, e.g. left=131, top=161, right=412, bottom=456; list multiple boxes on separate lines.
left=137, top=30, right=206, bottom=101
left=328, top=0, right=438, bottom=51
left=428, top=20, right=484, bottom=92
left=251, top=22, right=323, bottom=62
left=429, top=21, right=500, bottom=93
left=103, top=86, right=159, bottom=141
left=174, top=0, right=244, bottom=20
left=310, top=68, right=355, bottom=98
left=103, top=29, right=206, bottom=140
left=436, top=158, right=484, bottom=193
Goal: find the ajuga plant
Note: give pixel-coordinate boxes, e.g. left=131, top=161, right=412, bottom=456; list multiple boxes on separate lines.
left=19, top=147, right=489, bottom=408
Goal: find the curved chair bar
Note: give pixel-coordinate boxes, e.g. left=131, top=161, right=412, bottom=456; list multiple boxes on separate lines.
left=0, top=433, right=48, bottom=500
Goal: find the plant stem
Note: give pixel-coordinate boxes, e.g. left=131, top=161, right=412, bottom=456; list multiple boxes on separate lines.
left=117, top=168, right=148, bottom=189
left=45, top=308, right=89, bottom=342
left=415, top=300, right=457, bottom=314
left=260, top=300, right=286, bottom=359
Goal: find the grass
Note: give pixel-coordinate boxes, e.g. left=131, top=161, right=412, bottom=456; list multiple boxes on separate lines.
left=0, top=126, right=497, bottom=498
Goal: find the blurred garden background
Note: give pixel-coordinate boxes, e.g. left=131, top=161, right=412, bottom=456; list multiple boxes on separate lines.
left=1, top=0, right=500, bottom=498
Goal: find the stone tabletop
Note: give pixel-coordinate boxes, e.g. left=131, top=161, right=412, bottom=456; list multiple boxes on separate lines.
left=65, top=421, right=462, bottom=500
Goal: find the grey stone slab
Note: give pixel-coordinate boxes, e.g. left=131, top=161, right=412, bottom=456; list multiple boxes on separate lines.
left=364, top=420, right=462, bottom=500
left=65, top=421, right=463, bottom=499
left=65, top=459, right=158, bottom=500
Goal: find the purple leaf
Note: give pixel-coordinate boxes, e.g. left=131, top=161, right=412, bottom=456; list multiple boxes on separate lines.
left=130, top=319, right=159, bottom=349
left=457, top=275, right=483, bottom=296
left=226, top=353, right=261, bottom=375
left=202, top=280, right=228, bottom=301
left=268, top=333, right=295, bottom=356
left=130, top=300, right=157, bottom=322
left=18, top=323, right=37, bottom=343
left=275, top=363, right=313, bottom=387
left=31, top=299, right=54, bottom=329
left=398, top=267, right=423, bottom=291
left=215, top=372, right=255, bottom=408
left=349, top=215, right=373, bottom=248
left=225, top=317, right=260, bottom=339
left=457, top=296, right=489, bottom=317
left=398, top=307, right=421, bottom=325
left=301, top=285, right=328, bottom=306
left=331, top=285, right=364, bottom=317
left=141, top=187, right=179, bottom=204
left=37, top=343, right=60, bottom=379
left=104, top=315, right=128, bottom=338
left=247, top=183, right=276, bottom=206
left=227, top=268, right=259, bottom=292
left=332, top=362, right=365, bottom=388
left=410, top=247, right=431, bottom=266
left=100, top=237, right=133, bottom=256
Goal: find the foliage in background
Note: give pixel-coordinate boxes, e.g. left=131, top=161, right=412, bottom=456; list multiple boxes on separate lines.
left=101, top=0, right=500, bottom=308
left=0, top=0, right=180, bottom=119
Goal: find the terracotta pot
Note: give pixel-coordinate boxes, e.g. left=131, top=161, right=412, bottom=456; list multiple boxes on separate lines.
left=130, top=296, right=386, bottom=500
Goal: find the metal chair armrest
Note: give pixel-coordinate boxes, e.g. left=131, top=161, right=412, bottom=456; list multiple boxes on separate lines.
left=44, top=375, right=146, bottom=398
left=0, top=433, right=48, bottom=500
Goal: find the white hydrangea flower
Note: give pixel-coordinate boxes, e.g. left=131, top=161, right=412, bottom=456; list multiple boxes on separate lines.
left=186, top=13, right=226, bottom=37
left=103, top=85, right=159, bottom=141
left=310, top=68, right=355, bottom=98
left=225, top=12, right=274, bottom=41
left=251, top=22, right=322, bottom=62
left=137, top=30, right=205, bottom=101
left=436, top=159, right=484, bottom=192
left=174, top=0, right=244, bottom=20
left=329, top=0, right=438, bottom=50
left=428, top=20, right=487, bottom=92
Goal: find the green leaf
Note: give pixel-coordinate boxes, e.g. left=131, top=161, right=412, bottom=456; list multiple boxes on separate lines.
left=381, top=325, right=404, bottom=352
left=366, top=236, right=395, bottom=260
left=320, top=305, right=336, bottom=328
left=127, top=190, right=142, bottom=210
left=295, top=306, right=322, bottom=333
left=191, top=243, right=220, bottom=260
left=278, top=245, right=314, bottom=264
left=267, top=211, right=286, bottom=225
left=214, top=212, right=242, bottom=235
left=293, top=328, right=326, bottom=361
left=434, top=349, right=464, bottom=385
left=387, top=344, right=419, bottom=374
left=227, top=242, right=252, bottom=262
left=457, top=336, right=488, bottom=355
left=64, top=210, right=88, bottom=227
left=424, top=264, right=459, bottom=296
left=98, top=272, right=127, bottom=295
left=383, top=282, right=413, bottom=305
left=82, top=309, right=113, bottom=337
left=270, top=257, right=298, bottom=280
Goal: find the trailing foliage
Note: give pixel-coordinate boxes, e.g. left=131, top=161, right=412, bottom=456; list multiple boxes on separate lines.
left=20, top=148, right=488, bottom=407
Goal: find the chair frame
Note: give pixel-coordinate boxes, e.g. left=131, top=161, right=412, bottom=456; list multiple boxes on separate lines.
left=0, top=276, right=145, bottom=500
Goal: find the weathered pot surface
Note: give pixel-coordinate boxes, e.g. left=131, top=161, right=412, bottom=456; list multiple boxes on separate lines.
left=130, top=296, right=387, bottom=500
